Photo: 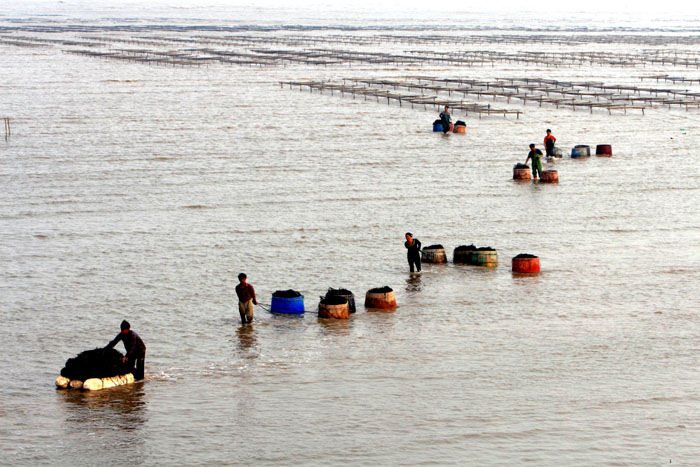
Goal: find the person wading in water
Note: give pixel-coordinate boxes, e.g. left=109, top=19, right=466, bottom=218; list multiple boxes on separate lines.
left=404, top=232, right=422, bottom=273
left=439, top=106, right=451, bottom=134
left=235, top=273, right=257, bottom=324
left=544, top=129, right=557, bottom=158
left=525, top=143, right=544, bottom=180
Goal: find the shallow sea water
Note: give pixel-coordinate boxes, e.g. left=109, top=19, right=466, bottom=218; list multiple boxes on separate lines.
left=2, top=6, right=700, bottom=466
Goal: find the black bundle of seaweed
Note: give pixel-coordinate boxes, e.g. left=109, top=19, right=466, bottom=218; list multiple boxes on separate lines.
left=369, top=286, right=393, bottom=294
left=514, top=253, right=538, bottom=259
left=320, top=295, right=348, bottom=306
left=272, top=289, right=302, bottom=298
left=60, top=348, right=131, bottom=381
left=326, top=287, right=353, bottom=297
left=424, top=244, right=444, bottom=250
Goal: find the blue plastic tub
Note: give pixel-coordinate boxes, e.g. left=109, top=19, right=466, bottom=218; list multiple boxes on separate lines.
left=270, top=295, right=305, bottom=314
left=433, top=123, right=444, bottom=132
left=571, top=145, right=591, bottom=158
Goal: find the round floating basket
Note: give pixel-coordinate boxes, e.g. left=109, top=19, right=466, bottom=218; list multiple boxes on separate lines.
left=318, top=298, right=350, bottom=319
left=512, top=255, right=540, bottom=273
left=552, top=147, right=563, bottom=158
left=365, top=287, right=397, bottom=309
left=469, top=250, right=498, bottom=267
left=325, top=289, right=356, bottom=313
left=432, top=122, right=443, bottom=132
left=596, top=144, right=613, bottom=156
left=270, top=295, right=305, bottom=314
left=453, top=124, right=466, bottom=134
left=421, top=246, right=447, bottom=264
left=453, top=246, right=476, bottom=263
left=571, top=145, right=591, bottom=158
left=513, top=167, right=531, bottom=180
left=540, top=170, right=559, bottom=183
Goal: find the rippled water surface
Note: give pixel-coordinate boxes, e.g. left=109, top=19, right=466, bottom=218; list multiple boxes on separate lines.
left=2, top=5, right=700, bottom=466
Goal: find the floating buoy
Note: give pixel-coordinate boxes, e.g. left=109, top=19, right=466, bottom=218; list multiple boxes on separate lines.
left=571, top=145, right=591, bottom=158
left=540, top=170, right=559, bottom=183
left=271, top=290, right=305, bottom=314
left=453, top=244, right=476, bottom=263
left=512, top=254, right=540, bottom=273
left=55, top=375, right=70, bottom=388
left=318, top=296, right=350, bottom=319
left=513, top=163, right=531, bottom=180
left=421, top=244, right=447, bottom=263
left=325, top=288, right=356, bottom=313
left=596, top=144, right=613, bottom=156
left=57, top=373, right=136, bottom=391
left=69, top=379, right=84, bottom=389
left=365, top=286, right=397, bottom=309
left=470, top=248, right=498, bottom=267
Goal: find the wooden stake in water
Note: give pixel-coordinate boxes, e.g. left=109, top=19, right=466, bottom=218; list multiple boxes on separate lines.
left=3, top=118, right=9, bottom=141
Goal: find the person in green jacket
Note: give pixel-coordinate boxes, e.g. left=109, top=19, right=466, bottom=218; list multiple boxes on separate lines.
left=525, top=143, right=543, bottom=180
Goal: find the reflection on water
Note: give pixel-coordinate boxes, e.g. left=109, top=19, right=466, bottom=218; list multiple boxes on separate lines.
left=405, top=273, right=423, bottom=293
left=235, top=324, right=258, bottom=353
left=317, top=316, right=352, bottom=335
left=56, top=384, right=147, bottom=462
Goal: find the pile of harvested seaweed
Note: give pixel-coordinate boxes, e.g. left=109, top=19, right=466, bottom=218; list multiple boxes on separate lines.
left=454, top=244, right=477, bottom=251
left=476, top=246, right=495, bottom=251
left=326, top=287, right=353, bottom=297
left=454, top=120, right=466, bottom=126
left=424, top=244, right=444, bottom=250
left=368, top=286, right=393, bottom=294
left=320, top=295, right=348, bottom=306
left=60, top=348, right=131, bottom=381
left=273, top=289, right=301, bottom=298
left=514, top=253, right=538, bottom=259
left=514, top=163, right=529, bottom=169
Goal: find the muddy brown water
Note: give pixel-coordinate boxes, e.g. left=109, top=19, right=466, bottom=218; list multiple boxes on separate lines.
left=2, top=6, right=700, bottom=466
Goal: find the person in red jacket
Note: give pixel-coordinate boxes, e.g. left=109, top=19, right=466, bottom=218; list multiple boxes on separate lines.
left=105, top=320, right=146, bottom=380
left=235, top=273, right=257, bottom=324
left=544, top=129, right=557, bottom=158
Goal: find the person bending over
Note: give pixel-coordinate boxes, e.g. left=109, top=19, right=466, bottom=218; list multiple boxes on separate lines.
left=105, top=320, right=146, bottom=380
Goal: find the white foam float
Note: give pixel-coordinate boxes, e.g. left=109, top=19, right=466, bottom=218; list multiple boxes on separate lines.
left=55, top=373, right=135, bottom=390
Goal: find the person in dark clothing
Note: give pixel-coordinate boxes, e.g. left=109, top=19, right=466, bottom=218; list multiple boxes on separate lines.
left=235, top=273, right=257, bottom=324
left=525, top=143, right=544, bottom=180
left=105, top=320, right=146, bottom=380
left=439, top=106, right=451, bottom=134
left=544, top=129, right=557, bottom=158
left=404, top=232, right=422, bottom=273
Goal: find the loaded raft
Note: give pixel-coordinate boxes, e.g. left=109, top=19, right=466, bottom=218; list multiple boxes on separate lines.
left=55, top=348, right=136, bottom=391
